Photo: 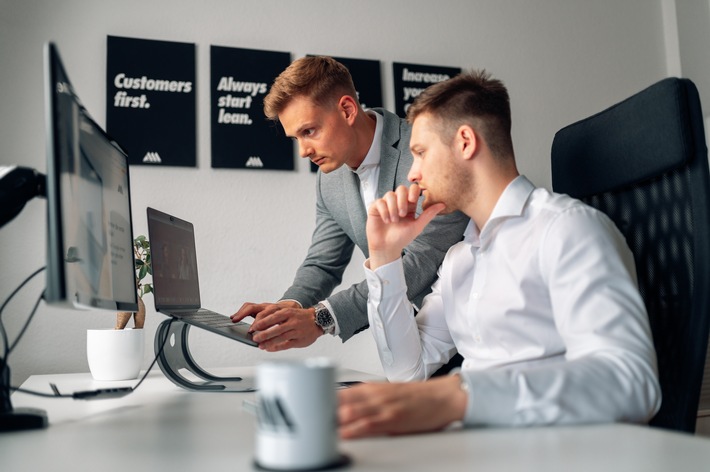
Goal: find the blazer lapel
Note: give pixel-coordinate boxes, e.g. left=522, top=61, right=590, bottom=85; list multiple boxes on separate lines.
left=377, top=110, right=404, bottom=196
left=343, top=169, right=368, bottom=250
left=343, top=109, right=404, bottom=253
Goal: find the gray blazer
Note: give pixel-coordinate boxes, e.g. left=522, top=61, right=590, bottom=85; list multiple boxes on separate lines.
left=282, top=108, right=470, bottom=341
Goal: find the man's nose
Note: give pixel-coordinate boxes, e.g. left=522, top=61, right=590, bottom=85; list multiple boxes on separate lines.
left=407, top=162, right=420, bottom=182
left=298, top=141, right=313, bottom=158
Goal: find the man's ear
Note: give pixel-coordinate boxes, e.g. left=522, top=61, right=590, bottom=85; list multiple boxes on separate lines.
left=338, top=95, right=359, bottom=124
left=458, top=125, right=478, bottom=160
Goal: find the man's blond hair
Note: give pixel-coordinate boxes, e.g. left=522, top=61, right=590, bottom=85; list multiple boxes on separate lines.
left=263, top=56, right=358, bottom=121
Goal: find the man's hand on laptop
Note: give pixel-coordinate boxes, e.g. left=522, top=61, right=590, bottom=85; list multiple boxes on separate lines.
left=231, top=301, right=323, bottom=351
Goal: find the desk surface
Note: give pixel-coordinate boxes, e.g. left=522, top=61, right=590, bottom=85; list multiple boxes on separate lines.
left=3, top=369, right=710, bottom=471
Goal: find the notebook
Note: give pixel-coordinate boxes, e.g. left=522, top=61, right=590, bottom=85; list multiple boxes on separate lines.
left=146, top=207, right=257, bottom=347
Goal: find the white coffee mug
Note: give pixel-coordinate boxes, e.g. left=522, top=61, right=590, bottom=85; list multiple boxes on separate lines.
left=86, top=328, right=145, bottom=381
left=254, top=358, right=348, bottom=470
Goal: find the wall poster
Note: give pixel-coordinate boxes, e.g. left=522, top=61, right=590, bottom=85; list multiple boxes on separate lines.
left=210, top=45, right=292, bottom=170
left=392, top=62, right=461, bottom=117
left=106, top=36, right=196, bottom=167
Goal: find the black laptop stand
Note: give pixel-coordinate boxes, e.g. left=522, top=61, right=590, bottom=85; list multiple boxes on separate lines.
left=154, top=319, right=256, bottom=392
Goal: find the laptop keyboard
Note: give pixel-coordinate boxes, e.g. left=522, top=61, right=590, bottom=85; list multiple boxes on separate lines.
left=176, top=309, right=250, bottom=329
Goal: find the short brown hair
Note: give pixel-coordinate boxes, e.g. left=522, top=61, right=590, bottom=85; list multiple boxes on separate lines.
left=407, top=70, right=514, bottom=159
left=263, top=56, right=358, bottom=121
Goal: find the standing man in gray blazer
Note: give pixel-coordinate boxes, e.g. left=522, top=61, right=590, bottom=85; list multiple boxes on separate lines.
left=231, top=56, right=469, bottom=353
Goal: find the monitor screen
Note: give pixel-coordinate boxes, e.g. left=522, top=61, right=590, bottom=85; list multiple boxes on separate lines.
left=43, top=42, right=138, bottom=312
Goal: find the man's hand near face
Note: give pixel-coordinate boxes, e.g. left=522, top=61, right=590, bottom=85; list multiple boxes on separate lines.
left=367, top=183, right=445, bottom=269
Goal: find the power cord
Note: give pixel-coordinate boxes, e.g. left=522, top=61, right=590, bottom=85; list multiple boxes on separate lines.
left=1, top=267, right=46, bottom=390
left=1, top=265, right=174, bottom=401
left=11, top=317, right=174, bottom=401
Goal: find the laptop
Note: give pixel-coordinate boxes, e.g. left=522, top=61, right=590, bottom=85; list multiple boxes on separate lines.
left=146, top=207, right=257, bottom=347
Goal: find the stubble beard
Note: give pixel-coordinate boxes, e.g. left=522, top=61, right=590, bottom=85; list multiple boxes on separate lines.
left=421, top=166, right=471, bottom=215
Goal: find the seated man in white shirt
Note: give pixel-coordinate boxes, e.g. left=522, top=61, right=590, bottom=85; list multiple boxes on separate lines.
left=337, top=70, right=661, bottom=438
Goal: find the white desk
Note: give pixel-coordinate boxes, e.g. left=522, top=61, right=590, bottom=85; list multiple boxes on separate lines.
left=3, top=369, right=710, bottom=471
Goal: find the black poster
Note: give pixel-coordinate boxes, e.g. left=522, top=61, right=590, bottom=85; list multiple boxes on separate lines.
left=211, top=46, right=292, bottom=170
left=324, top=55, right=383, bottom=110
left=308, top=55, right=383, bottom=172
left=392, top=62, right=461, bottom=117
left=106, top=36, right=196, bottom=167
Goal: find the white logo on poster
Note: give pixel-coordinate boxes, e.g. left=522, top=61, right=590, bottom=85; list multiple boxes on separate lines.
left=246, top=156, right=264, bottom=168
left=142, top=152, right=162, bottom=164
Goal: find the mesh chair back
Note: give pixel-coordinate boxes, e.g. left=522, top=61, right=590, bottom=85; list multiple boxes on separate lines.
left=551, top=78, right=710, bottom=433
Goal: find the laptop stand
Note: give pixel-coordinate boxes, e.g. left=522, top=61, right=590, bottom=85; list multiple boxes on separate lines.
left=154, top=319, right=256, bottom=392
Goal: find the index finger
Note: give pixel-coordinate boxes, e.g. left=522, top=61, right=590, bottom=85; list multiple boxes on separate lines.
left=231, top=302, right=266, bottom=322
left=408, top=183, right=422, bottom=203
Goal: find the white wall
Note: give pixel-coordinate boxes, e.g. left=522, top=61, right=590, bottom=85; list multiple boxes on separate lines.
left=675, top=0, right=710, bottom=115
left=0, top=0, right=670, bottom=386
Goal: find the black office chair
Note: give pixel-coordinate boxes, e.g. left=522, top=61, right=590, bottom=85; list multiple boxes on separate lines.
left=551, top=78, right=710, bottom=434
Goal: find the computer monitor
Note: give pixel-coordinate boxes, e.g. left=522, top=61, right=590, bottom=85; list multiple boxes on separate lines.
left=1, top=42, right=140, bottom=432
left=43, top=42, right=138, bottom=312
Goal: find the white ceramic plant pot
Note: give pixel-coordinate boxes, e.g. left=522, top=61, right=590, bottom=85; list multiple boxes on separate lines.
left=86, top=328, right=145, bottom=381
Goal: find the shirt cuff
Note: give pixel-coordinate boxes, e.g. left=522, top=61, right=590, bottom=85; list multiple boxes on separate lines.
left=455, top=369, right=477, bottom=426
left=320, top=299, right=340, bottom=336
left=364, top=257, right=408, bottom=304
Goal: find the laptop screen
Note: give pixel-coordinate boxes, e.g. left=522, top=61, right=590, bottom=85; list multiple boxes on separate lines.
left=147, top=207, right=201, bottom=309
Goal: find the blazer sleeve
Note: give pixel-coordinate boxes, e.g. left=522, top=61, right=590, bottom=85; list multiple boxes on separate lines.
left=280, top=173, right=356, bottom=315
left=400, top=210, right=470, bottom=310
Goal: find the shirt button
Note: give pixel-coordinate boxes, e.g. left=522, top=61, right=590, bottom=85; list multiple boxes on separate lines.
left=474, top=335, right=482, bottom=343
left=472, top=293, right=480, bottom=299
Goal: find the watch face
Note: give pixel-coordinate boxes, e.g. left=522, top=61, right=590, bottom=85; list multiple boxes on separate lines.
left=316, top=306, right=333, bottom=328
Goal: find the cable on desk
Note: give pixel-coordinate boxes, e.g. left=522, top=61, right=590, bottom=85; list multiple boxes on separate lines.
left=0, top=266, right=46, bottom=362
left=9, top=317, right=175, bottom=401
left=131, top=316, right=174, bottom=391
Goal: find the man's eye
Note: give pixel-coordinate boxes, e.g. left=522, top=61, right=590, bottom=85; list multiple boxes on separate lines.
left=303, top=128, right=315, bottom=137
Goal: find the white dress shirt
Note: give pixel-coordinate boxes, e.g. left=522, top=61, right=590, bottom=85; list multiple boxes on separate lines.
left=365, top=176, right=661, bottom=426
left=352, top=111, right=383, bottom=210
left=317, top=111, right=383, bottom=335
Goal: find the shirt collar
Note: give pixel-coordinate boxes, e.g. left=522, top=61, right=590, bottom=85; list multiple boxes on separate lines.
left=488, top=175, right=535, bottom=221
left=464, top=175, right=535, bottom=243
left=352, top=111, right=383, bottom=175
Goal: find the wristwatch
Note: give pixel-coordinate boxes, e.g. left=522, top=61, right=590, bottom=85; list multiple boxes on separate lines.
left=313, top=302, right=335, bottom=335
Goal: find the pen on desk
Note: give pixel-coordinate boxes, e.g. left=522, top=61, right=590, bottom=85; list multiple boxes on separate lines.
left=337, top=381, right=363, bottom=388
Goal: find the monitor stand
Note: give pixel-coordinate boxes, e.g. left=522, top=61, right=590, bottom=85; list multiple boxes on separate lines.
left=1, top=362, right=48, bottom=431
left=154, top=319, right=255, bottom=392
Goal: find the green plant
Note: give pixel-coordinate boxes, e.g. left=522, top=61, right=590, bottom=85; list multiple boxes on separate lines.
left=133, top=235, right=152, bottom=298
left=115, top=235, right=151, bottom=329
